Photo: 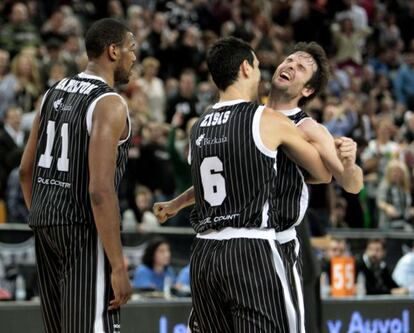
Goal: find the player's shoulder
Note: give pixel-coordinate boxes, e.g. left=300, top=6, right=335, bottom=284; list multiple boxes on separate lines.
left=297, top=117, right=321, bottom=131
left=94, top=94, right=127, bottom=123
left=262, top=106, right=291, bottom=126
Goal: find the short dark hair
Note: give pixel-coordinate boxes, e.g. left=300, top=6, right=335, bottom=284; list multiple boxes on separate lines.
left=293, top=42, right=329, bottom=107
left=206, top=37, right=254, bottom=91
left=85, top=18, right=130, bottom=59
left=366, top=238, right=385, bottom=248
left=142, top=237, right=169, bottom=269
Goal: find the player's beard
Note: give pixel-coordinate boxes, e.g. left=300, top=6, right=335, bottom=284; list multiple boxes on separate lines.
left=268, top=81, right=295, bottom=105
left=114, top=64, right=130, bottom=85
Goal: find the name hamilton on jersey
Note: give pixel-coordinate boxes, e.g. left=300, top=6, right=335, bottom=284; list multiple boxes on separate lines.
left=55, top=78, right=98, bottom=95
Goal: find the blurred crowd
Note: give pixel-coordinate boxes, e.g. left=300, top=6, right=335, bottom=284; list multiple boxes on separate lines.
left=1, top=0, right=414, bottom=297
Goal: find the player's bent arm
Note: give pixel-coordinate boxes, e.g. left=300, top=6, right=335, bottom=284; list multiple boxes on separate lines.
left=88, top=96, right=128, bottom=273
left=298, top=119, right=343, bottom=177
left=298, top=119, right=363, bottom=193
left=172, top=186, right=195, bottom=210
left=260, top=108, right=331, bottom=183
left=153, top=186, right=195, bottom=223
left=19, top=112, right=40, bottom=209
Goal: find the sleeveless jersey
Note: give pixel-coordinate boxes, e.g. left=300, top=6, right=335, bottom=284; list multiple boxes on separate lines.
left=189, top=100, right=278, bottom=233
left=29, top=73, right=131, bottom=227
left=270, top=108, right=310, bottom=231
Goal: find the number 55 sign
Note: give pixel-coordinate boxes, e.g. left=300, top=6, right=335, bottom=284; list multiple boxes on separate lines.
left=330, top=256, right=355, bottom=297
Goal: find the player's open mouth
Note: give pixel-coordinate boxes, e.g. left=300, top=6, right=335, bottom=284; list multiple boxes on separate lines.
left=279, top=71, right=292, bottom=82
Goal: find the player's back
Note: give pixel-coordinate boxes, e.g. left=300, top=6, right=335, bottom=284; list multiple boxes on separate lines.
left=189, top=100, right=278, bottom=233
left=29, top=73, right=129, bottom=227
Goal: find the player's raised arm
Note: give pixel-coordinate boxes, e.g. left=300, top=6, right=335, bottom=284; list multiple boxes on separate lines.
left=88, top=95, right=132, bottom=310
left=260, top=107, right=332, bottom=183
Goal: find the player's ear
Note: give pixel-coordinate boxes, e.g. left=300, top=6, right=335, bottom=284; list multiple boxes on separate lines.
left=301, top=86, right=314, bottom=98
left=108, top=43, right=120, bottom=62
left=240, top=59, right=252, bottom=78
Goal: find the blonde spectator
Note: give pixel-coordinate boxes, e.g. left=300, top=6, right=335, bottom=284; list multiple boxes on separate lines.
left=361, top=119, right=400, bottom=227
left=138, top=57, right=166, bottom=122
left=10, top=52, right=42, bottom=113
left=377, top=159, right=413, bottom=230
left=0, top=49, right=18, bottom=118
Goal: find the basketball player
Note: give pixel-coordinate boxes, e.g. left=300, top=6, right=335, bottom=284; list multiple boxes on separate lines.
left=19, top=19, right=135, bottom=333
left=154, top=41, right=363, bottom=332
left=175, top=37, right=331, bottom=332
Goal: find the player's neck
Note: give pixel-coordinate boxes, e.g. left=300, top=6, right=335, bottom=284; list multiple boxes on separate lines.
left=84, top=62, right=114, bottom=87
left=266, top=90, right=299, bottom=111
left=219, top=85, right=251, bottom=103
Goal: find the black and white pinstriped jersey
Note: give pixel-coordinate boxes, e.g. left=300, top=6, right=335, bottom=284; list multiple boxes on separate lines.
left=269, top=108, right=310, bottom=231
left=29, top=73, right=131, bottom=227
left=189, top=100, right=279, bottom=233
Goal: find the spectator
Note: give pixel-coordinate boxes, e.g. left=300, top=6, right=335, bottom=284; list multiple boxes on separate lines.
left=398, top=111, right=414, bottom=144
left=377, top=159, right=413, bottom=231
left=132, top=237, right=175, bottom=291
left=335, top=0, right=369, bottom=31
left=0, top=2, right=40, bottom=57
left=163, top=114, right=197, bottom=227
left=175, top=264, right=190, bottom=295
left=361, top=119, right=400, bottom=227
left=167, top=113, right=196, bottom=195
left=138, top=57, right=166, bottom=122
left=107, top=0, right=125, bottom=21
left=393, top=52, right=414, bottom=109
left=140, top=12, right=178, bottom=75
left=392, top=244, right=414, bottom=295
left=139, top=121, right=175, bottom=201
left=330, top=16, right=372, bottom=74
left=134, top=185, right=159, bottom=232
left=10, top=51, right=42, bottom=113
left=0, top=106, right=26, bottom=199
left=0, top=49, right=18, bottom=119
left=321, top=237, right=349, bottom=281
left=356, top=239, right=402, bottom=295
left=165, top=69, right=199, bottom=128
left=6, top=166, right=28, bottom=223
left=41, top=8, right=68, bottom=41
left=323, top=96, right=358, bottom=137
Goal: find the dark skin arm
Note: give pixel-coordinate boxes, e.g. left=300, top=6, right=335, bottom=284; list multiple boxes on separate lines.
left=89, top=95, right=132, bottom=310
left=153, top=186, right=195, bottom=223
left=20, top=112, right=40, bottom=209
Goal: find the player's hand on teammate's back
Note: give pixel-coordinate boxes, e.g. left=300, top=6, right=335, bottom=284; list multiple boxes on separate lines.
left=153, top=201, right=180, bottom=223
left=109, top=267, right=132, bottom=310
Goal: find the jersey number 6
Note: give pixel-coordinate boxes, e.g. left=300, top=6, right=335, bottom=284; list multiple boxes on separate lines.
left=200, top=156, right=226, bottom=206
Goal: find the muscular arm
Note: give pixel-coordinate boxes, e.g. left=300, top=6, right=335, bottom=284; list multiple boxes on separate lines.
left=261, top=108, right=332, bottom=183
left=19, top=112, right=40, bottom=209
left=299, top=119, right=363, bottom=194
left=88, top=95, right=131, bottom=308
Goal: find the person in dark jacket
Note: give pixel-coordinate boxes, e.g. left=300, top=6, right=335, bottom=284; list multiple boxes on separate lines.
left=356, top=238, right=400, bottom=295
